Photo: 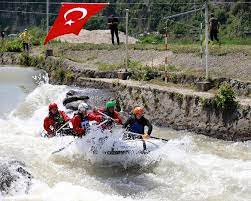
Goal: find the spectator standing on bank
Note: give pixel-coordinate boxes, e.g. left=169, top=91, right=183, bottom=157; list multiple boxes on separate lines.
left=209, top=14, right=220, bottom=42
left=19, top=29, right=31, bottom=53
left=1, top=31, right=5, bottom=40
left=108, top=14, right=120, bottom=45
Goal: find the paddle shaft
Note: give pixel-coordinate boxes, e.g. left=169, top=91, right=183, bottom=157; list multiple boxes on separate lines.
left=126, top=131, right=169, bottom=142
left=96, top=119, right=108, bottom=127
left=52, top=140, right=74, bottom=155
left=55, top=121, right=70, bottom=134
left=97, top=111, right=116, bottom=122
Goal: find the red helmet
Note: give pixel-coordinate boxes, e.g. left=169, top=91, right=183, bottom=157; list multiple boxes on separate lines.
left=49, top=103, right=58, bottom=110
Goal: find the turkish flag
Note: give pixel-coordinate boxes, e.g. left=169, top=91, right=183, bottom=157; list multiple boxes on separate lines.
left=44, top=3, right=108, bottom=45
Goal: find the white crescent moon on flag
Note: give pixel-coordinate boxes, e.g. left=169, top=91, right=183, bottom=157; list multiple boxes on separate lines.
left=64, top=7, right=88, bottom=25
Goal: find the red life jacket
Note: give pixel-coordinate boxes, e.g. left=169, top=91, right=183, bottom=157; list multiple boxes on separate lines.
left=43, top=111, right=70, bottom=134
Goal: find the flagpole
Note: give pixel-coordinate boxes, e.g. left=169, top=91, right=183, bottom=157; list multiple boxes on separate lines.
left=46, top=0, right=53, bottom=57
left=205, top=0, right=209, bottom=79
left=46, top=0, right=49, bottom=34
left=125, top=8, right=129, bottom=72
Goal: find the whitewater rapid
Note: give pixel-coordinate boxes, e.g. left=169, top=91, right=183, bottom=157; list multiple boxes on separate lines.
left=0, top=66, right=251, bottom=201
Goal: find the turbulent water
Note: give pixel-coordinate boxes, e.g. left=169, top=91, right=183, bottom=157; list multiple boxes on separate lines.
left=0, top=66, right=251, bottom=201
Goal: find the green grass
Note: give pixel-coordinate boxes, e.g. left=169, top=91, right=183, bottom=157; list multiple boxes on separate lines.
left=96, top=59, right=144, bottom=71
left=220, top=37, right=251, bottom=46
left=48, top=42, right=120, bottom=53
left=96, top=59, right=161, bottom=81
left=46, top=41, right=251, bottom=57
left=157, top=65, right=179, bottom=72
left=96, top=62, right=122, bottom=71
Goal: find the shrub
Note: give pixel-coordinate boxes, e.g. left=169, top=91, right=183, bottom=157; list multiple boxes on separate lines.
left=143, top=68, right=160, bottom=81
left=138, top=34, right=163, bottom=44
left=214, top=83, right=238, bottom=110
left=0, top=39, right=22, bottom=52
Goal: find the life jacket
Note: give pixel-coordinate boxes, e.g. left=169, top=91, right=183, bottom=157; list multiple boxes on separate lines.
left=129, top=119, right=144, bottom=134
left=20, top=32, right=30, bottom=43
left=80, top=116, right=91, bottom=133
left=49, top=112, right=65, bottom=130
left=52, top=113, right=64, bottom=124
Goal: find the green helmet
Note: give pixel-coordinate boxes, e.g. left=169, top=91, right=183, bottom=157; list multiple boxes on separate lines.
left=106, top=101, right=116, bottom=108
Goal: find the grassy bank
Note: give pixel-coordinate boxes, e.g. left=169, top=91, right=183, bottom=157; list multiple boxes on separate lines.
left=45, top=42, right=251, bottom=57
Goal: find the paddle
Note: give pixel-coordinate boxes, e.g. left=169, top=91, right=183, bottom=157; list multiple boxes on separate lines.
left=125, top=131, right=169, bottom=142
left=55, top=120, right=70, bottom=136
left=52, top=140, right=75, bottom=154
left=97, top=111, right=116, bottom=122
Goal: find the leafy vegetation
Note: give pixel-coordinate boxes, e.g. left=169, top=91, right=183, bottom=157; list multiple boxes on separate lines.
left=0, top=27, right=46, bottom=53
left=214, top=83, right=238, bottom=110
left=51, top=68, right=74, bottom=84
left=0, top=39, right=22, bottom=52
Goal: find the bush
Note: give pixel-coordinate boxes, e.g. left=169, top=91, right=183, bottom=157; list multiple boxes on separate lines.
left=138, top=34, right=163, bottom=44
left=51, top=68, right=74, bottom=84
left=0, top=39, right=22, bottom=52
left=19, top=53, right=30, bottom=65
left=214, top=83, right=238, bottom=110
left=143, top=68, right=160, bottom=81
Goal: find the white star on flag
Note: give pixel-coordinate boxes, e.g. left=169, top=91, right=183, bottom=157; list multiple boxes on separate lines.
left=65, top=19, right=75, bottom=26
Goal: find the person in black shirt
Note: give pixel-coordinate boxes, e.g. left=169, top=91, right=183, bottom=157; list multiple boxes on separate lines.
left=108, top=14, right=120, bottom=45
left=123, top=107, right=152, bottom=139
left=209, top=14, right=219, bottom=42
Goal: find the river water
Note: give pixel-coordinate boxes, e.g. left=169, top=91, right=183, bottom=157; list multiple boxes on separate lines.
left=0, top=65, right=250, bottom=201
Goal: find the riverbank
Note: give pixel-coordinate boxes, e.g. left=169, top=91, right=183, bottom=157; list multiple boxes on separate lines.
left=0, top=47, right=250, bottom=141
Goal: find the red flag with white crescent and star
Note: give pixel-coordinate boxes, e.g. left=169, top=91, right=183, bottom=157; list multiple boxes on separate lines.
left=44, top=3, right=108, bottom=45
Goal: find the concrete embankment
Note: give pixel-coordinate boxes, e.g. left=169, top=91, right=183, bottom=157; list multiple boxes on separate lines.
left=76, top=77, right=251, bottom=141
left=1, top=53, right=250, bottom=141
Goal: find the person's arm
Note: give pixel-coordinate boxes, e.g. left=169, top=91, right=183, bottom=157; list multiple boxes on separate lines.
left=88, top=112, right=102, bottom=123
left=60, top=111, right=70, bottom=122
left=209, top=19, right=212, bottom=31
left=43, top=117, right=54, bottom=135
left=19, top=33, right=23, bottom=40
left=217, top=19, right=220, bottom=30
left=144, top=117, right=153, bottom=135
left=71, top=116, right=85, bottom=136
left=114, top=111, right=122, bottom=125
left=107, top=18, right=112, bottom=27
left=122, top=116, right=133, bottom=129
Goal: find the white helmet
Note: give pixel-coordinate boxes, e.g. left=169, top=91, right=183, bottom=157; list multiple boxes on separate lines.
left=78, top=102, right=89, bottom=112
